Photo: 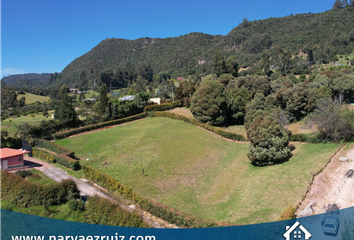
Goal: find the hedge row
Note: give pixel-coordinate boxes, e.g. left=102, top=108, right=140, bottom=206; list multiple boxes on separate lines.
left=82, top=166, right=221, bottom=228
left=33, top=148, right=80, bottom=170
left=85, top=196, right=149, bottom=228
left=53, top=113, right=147, bottom=140
left=144, top=101, right=182, bottom=112
left=33, top=139, right=75, bottom=157
left=148, top=111, right=246, bottom=141
left=1, top=170, right=80, bottom=207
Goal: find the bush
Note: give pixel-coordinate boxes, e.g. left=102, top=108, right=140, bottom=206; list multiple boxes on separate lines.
left=33, top=139, right=75, bottom=157
left=68, top=199, right=84, bottom=211
left=1, top=170, right=80, bottom=208
left=14, top=170, right=33, bottom=179
left=143, top=101, right=182, bottom=112
left=53, top=113, right=147, bottom=140
left=32, top=148, right=80, bottom=170
left=278, top=206, right=296, bottom=220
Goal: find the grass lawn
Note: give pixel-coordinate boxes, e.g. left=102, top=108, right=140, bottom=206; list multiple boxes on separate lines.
left=55, top=117, right=339, bottom=224
left=17, top=93, right=50, bottom=104
left=1, top=111, right=54, bottom=137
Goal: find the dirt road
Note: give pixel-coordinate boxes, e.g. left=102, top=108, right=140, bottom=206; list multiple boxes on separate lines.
left=297, top=145, right=354, bottom=215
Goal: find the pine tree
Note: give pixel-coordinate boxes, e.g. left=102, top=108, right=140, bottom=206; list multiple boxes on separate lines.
left=260, top=50, right=271, bottom=76
left=79, top=70, right=88, bottom=90
left=98, top=84, right=109, bottom=115
left=54, top=95, right=77, bottom=126
left=213, top=50, right=226, bottom=77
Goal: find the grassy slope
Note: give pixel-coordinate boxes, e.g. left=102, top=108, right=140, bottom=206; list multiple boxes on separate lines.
left=55, top=117, right=339, bottom=224
left=1, top=111, right=54, bottom=137
left=17, top=93, right=50, bottom=104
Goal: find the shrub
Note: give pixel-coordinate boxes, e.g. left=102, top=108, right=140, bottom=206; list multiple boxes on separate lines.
left=68, top=199, right=84, bottom=211
left=278, top=206, right=296, bottom=220
left=143, top=101, right=182, bottom=112
left=14, top=170, right=33, bottom=179
left=1, top=170, right=80, bottom=208
left=32, top=148, right=80, bottom=170
left=33, top=139, right=75, bottom=157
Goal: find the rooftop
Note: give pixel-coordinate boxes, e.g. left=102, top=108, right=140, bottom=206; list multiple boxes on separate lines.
left=0, top=148, right=29, bottom=159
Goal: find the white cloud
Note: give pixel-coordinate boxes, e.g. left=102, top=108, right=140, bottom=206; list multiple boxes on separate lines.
left=1, top=68, right=26, bottom=78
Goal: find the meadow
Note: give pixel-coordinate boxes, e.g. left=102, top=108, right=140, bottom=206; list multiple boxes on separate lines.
left=56, top=117, right=340, bottom=224
left=1, top=111, right=54, bottom=137
left=16, top=92, right=50, bottom=104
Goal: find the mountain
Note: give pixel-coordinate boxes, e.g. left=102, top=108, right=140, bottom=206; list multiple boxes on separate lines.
left=5, top=7, right=354, bottom=88
left=1, top=73, right=53, bottom=88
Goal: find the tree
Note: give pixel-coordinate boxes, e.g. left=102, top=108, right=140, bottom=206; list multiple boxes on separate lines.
left=175, top=79, right=198, bottom=106
left=100, top=69, right=115, bottom=90
left=98, top=84, right=109, bottom=115
left=333, top=0, right=343, bottom=8
left=350, top=0, right=354, bottom=6
left=59, top=84, right=70, bottom=100
left=78, top=92, right=86, bottom=103
left=213, top=50, right=226, bottom=77
left=190, top=81, right=227, bottom=126
left=234, top=75, right=271, bottom=97
left=331, top=75, right=354, bottom=103
left=306, top=98, right=354, bottom=141
left=134, top=75, right=148, bottom=93
left=225, top=86, right=251, bottom=124
left=1, top=85, right=18, bottom=109
left=79, top=70, right=88, bottom=90
left=226, top=56, right=239, bottom=77
left=54, top=95, right=77, bottom=126
left=247, top=114, right=292, bottom=166
left=138, top=62, right=154, bottom=83
left=260, top=50, right=271, bottom=77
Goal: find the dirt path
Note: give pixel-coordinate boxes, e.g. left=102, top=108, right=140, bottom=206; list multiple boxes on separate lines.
left=296, top=145, right=354, bottom=215
left=23, top=156, right=176, bottom=228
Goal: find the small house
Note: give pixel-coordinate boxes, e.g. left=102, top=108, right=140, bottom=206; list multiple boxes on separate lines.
left=0, top=148, right=29, bottom=170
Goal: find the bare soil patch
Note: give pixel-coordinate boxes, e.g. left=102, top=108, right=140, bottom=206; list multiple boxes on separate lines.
left=296, top=144, right=354, bottom=215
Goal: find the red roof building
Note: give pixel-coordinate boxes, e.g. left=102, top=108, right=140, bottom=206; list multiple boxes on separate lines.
left=0, top=148, right=29, bottom=170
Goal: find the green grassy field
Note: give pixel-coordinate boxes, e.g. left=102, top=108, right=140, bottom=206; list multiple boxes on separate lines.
left=55, top=117, right=340, bottom=224
left=1, top=111, right=54, bottom=137
left=17, top=92, right=50, bottom=104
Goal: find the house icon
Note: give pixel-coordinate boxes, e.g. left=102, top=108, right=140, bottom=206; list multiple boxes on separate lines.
left=283, top=221, right=311, bottom=240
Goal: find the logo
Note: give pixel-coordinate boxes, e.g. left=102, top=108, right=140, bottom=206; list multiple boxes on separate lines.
left=283, top=221, right=311, bottom=240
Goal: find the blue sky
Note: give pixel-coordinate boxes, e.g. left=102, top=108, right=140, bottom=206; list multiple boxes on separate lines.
left=1, top=0, right=336, bottom=78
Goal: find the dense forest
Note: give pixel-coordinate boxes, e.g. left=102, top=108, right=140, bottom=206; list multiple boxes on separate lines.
left=55, top=6, right=354, bottom=87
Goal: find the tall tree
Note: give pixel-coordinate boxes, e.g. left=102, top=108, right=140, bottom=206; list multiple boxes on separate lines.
left=213, top=50, right=226, bottom=77
left=54, top=95, right=77, bottom=126
left=98, top=84, right=109, bottom=115
left=260, top=50, right=271, bottom=76
left=79, top=70, right=88, bottom=90
left=100, top=69, right=115, bottom=90
left=226, top=56, right=239, bottom=77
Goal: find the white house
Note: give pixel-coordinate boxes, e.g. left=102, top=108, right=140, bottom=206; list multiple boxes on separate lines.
left=149, top=98, right=161, bottom=105
left=283, top=221, right=311, bottom=240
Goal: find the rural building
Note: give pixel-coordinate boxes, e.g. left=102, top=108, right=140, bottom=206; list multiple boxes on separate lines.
left=149, top=98, right=161, bottom=105
left=0, top=148, right=29, bottom=170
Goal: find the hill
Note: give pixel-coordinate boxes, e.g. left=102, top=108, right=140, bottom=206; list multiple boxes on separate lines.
left=1, top=73, right=52, bottom=88
left=54, top=7, right=354, bottom=87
